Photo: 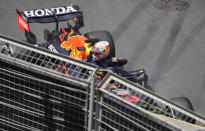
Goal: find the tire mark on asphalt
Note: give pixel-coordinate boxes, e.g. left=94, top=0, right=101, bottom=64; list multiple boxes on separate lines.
left=193, top=74, right=205, bottom=116
left=128, top=12, right=169, bottom=67
left=111, top=0, right=151, bottom=42
left=150, top=10, right=189, bottom=89
left=150, top=10, right=205, bottom=89
left=168, top=15, right=205, bottom=69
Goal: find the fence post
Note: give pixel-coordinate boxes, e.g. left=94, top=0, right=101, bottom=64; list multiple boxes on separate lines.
left=94, top=90, right=102, bottom=131
left=88, top=75, right=95, bottom=131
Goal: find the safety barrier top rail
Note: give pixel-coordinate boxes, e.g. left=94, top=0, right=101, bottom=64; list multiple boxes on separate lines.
left=0, top=34, right=98, bottom=86
left=98, top=73, right=205, bottom=130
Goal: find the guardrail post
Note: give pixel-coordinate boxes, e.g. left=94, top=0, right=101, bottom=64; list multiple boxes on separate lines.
left=94, top=90, right=102, bottom=131
left=88, top=75, right=95, bottom=131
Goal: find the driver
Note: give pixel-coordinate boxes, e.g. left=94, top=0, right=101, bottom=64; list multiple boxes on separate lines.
left=88, top=41, right=148, bottom=87
left=87, top=41, right=127, bottom=68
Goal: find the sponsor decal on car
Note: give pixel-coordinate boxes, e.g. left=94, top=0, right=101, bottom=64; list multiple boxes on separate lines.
left=122, top=96, right=140, bottom=102
left=141, top=103, right=163, bottom=114
left=60, top=29, right=88, bottom=59
left=23, top=6, right=78, bottom=18
left=17, top=14, right=29, bottom=32
left=107, top=83, right=122, bottom=88
left=48, top=44, right=59, bottom=53
left=113, top=89, right=129, bottom=96
left=105, top=82, right=141, bottom=104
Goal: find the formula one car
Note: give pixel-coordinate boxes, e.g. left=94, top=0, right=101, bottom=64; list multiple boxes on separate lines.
left=16, top=4, right=115, bottom=59
left=14, top=4, right=148, bottom=86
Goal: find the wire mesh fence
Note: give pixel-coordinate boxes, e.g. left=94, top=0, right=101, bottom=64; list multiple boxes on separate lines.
left=0, top=35, right=99, bottom=131
left=96, top=98, right=175, bottom=131
left=96, top=74, right=205, bottom=131
left=1, top=34, right=205, bottom=131
left=0, top=35, right=97, bottom=82
left=0, top=61, right=91, bottom=131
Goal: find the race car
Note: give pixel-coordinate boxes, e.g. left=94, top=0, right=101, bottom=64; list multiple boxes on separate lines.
left=15, top=4, right=148, bottom=86
left=16, top=4, right=115, bottom=60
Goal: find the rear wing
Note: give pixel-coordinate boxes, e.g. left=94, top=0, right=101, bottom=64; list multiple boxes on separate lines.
left=17, top=5, right=82, bottom=23
left=16, top=5, right=84, bottom=44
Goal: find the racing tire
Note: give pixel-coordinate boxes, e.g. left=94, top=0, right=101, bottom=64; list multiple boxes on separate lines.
left=44, top=29, right=59, bottom=42
left=43, top=29, right=53, bottom=42
left=0, top=43, right=38, bottom=63
left=169, top=97, right=195, bottom=124
left=170, top=97, right=194, bottom=111
left=0, top=44, right=13, bottom=56
left=84, top=31, right=115, bottom=58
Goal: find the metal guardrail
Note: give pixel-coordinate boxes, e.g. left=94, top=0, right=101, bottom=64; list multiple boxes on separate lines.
left=1, top=34, right=205, bottom=131
left=0, top=61, right=91, bottom=130
left=0, top=34, right=98, bottom=131
left=96, top=73, right=205, bottom=131
left=0, top=34, right=98, bottom=83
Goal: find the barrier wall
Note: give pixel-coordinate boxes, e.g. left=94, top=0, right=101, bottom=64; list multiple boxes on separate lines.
left=96, top=74, right=205, bottom=131
left=0, top=35, right=98, bottom=131
left=0, top=34, right=205, bottom=131
left=0, top=61, right=88, bottom=130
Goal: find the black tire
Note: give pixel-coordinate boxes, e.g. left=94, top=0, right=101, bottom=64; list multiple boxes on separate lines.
left=0, top=42, right=37, bottom=62
left=170, top=97, right=195, bottom=124
left=170, top=97, right=194, bottom=111
left=0, top=44, right=13, bottom=56
left=84, top=31, right=115, bottom=58
left=43, top=29, right=52, bottom=42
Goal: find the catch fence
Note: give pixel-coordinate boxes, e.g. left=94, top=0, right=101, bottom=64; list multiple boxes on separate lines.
left=0, top=34, right=98, bottom=131
left=0, top=34, right=205, bottom=131
left=95, top=74, right=205, bottom=131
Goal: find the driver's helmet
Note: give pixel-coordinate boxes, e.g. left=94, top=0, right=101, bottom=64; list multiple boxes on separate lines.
left=91, top=41, right=110, bottom=61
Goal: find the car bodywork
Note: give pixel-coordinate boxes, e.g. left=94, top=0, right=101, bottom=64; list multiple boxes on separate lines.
left=16, top=5, right=92, bottom=60
left=16, top=4, right=148, bottom=87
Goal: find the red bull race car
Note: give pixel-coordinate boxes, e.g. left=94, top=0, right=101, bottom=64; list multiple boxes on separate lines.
left=16, top=4, right=115, bottom=60
left=15, top=4, right=148, bottom=87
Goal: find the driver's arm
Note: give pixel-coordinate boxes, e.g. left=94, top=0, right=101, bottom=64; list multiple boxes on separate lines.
left=106, top=57, right=128, bottom=67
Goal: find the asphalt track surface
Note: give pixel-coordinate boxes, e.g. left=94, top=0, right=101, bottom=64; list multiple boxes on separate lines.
left=1, top=0, right=205, bottom=117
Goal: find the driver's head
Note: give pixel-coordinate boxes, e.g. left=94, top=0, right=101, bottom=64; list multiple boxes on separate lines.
left=91, top=41, right=110, bottom=61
